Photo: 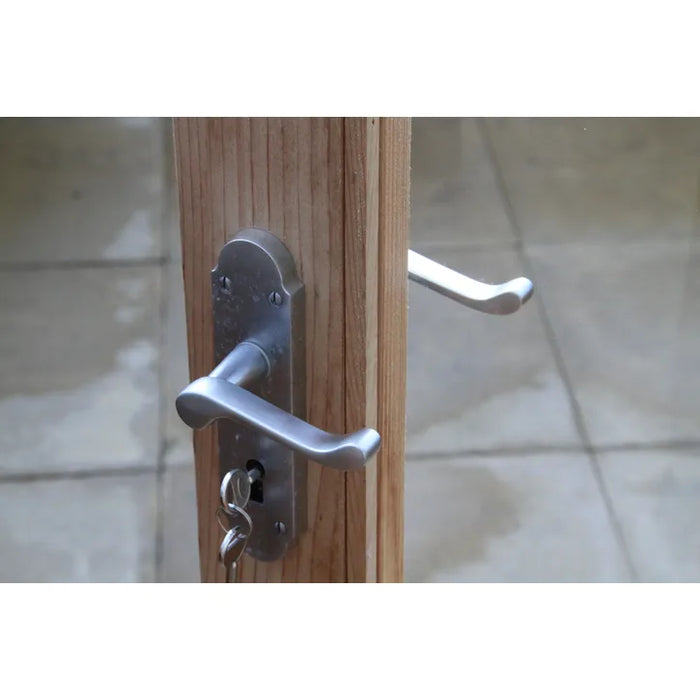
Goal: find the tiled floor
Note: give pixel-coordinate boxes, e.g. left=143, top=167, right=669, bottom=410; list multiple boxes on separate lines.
left=1, top=117, right=698, bottom=582
left=0, top=118, right=199, bottom=582
left=406, top=117, right=700, bottom=583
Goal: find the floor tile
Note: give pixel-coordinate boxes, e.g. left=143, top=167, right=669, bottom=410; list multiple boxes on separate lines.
left=406, top=245, right=581, bottom=455
left=160, top=465, right=200, bottom=582
left=598, top=450, right=700, bottom=582
left=0, top=118, right=168, bottom=263
left=410, top=118, right=516, bottom=248
left=484, top=118, right=700, bottom=244
left=405, top=452, right=630, bottom=582
left=527, top=238, right=700, bottom=446
left=0, top=473, right=157, bottom=582
left=0, top=266, right=161, bottom=474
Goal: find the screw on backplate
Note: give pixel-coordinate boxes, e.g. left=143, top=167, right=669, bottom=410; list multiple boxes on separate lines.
left=274, top=521, right=287, bottom=535
left=220, top=276, right=231, bottom=291
left=268, top=291, right=282, bottom=306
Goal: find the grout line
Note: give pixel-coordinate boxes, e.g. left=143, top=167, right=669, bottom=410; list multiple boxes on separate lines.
left=592, top=439, right=700, bottom=453
left=0, top=256, right=169, bottom=272
left=406, top=444, right=586, bottom=461
left=476, top=117, right=640, bottom=582
left=409, top=238, right=517, bottom=253
left=3, top=434, right=696, bottom=484
left=153, top=119, right=176, bottom=583
left=412, top=233, right=698, bottom=252
left=406, top=438, right=700, bottom=462
left=0, top=465, right=157, bottom=484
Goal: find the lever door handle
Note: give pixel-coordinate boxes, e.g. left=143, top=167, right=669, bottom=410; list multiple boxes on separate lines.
left=176, top=342, right=380, bottom=471
left=408, top=249, right=534, bottom=314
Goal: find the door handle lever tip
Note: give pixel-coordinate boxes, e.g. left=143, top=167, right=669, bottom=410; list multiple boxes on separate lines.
left=408, top=249, right=534, bottom=315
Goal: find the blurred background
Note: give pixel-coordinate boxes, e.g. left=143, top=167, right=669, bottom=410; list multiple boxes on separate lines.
left=1, top=118, right=698, bottom=582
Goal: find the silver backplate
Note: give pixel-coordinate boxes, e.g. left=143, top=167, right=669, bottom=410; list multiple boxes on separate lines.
left=211, top=228, right=306, bottom=561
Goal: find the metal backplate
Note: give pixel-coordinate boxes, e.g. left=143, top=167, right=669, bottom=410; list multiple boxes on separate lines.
left=212, top=228, right=306, bottom=561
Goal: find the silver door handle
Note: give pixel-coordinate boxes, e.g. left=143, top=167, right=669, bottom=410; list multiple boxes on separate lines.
left=408, top=249, right=534, bottom=314
left=176, top=342, right=381, bottom=471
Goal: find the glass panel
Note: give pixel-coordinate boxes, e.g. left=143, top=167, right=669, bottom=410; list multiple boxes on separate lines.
left=407, top=118, right=700, bottom=582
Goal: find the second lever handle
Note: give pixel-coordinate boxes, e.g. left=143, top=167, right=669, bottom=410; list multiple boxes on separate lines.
left=408, top=249, right=534, bottom=314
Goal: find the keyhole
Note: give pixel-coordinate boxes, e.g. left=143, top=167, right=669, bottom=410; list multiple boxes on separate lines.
left=246, top=459, right=265, bottom=503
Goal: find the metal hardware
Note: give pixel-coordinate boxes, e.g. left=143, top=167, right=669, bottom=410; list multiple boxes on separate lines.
left=216, top=497, right=253, bottom=583
left=176, top=228, right=381, bottom=563
left=178, top=371, right=381, bottom=470
left=220, top=527, right=249, bottom=570
left=219, top=516, right=252, bottom=583
left=216, top=505, right=253, bottom=534
left=220, top=468, right=252, bottom=512
left=408, top=249, right=534, bottom=314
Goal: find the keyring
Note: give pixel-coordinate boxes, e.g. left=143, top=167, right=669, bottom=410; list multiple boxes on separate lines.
left=216, top=504, right=253, bottom=534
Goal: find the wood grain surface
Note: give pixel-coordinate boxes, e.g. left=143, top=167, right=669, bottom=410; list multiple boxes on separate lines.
left=377, top=118, right=410, bottom=582
left=173, top=118, right=409, bottom=582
